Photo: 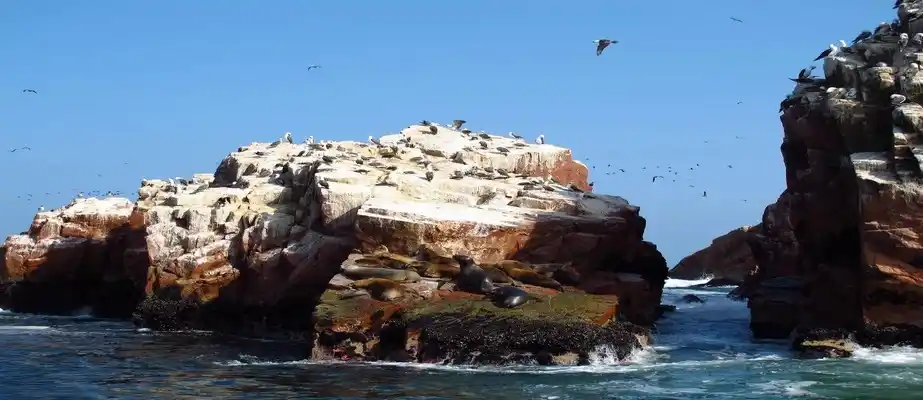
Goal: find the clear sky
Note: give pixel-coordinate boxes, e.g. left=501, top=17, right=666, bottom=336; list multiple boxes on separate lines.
left=0, top=1, right=895, bottom=265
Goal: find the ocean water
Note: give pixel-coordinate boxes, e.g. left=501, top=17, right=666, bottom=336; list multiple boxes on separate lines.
left=3, top=283, right=923, bottom=399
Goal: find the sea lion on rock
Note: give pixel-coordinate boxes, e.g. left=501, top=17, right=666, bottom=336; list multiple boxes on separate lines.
left=481, top=265, right=513, bottom=283
left=415, top=262, right=460, bottom=279
left=349, top=278, right=406, bottom=302
left=453, top=254, right=495, bottom=294
left=341, top=265, right=422, bottom=282
left=496, top=263, right=564, bottom=291
left=486, top=286, right=540, bottom=309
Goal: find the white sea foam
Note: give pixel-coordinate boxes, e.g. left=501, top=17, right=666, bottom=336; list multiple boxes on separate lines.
left=750, top=380, right=819, bottom=397
left=663, top=276, right=713, bottom=288
left=0, top=325, right=51, bottom=332
left=852, top=345, right=923, bottom=364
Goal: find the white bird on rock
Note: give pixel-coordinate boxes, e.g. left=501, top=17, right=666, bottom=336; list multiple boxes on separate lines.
left=283, top=132, right=293, bottom=143
left=535, top=134, right=545, bottom=144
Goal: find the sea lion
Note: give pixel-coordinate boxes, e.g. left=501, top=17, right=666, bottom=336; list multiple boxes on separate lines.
left=481, top=265, right=513, bottom=284
left=349, top=278, right=406, bottom=302
left=496, top=263, right=564, bottom=291
left=453, top=254, right=495, bottom=294
left=532, top=263, right=581, bottom=285
left=486, top=286, right=540, bottom=309
left=415, top=262, right=460, bottom=279
left=341, top=265, right=422, bottom=282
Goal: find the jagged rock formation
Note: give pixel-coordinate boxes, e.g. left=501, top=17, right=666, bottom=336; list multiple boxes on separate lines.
left=670, top=225, right=760, bottom=285
left=747, top=3, right=923, bottom=350
left=0, top=123, right=667, bottom=365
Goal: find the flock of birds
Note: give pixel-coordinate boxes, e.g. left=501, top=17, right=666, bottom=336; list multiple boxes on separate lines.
left=781, top=0, right=923, bottom=113
left=5, top=14, right=777, bottom=216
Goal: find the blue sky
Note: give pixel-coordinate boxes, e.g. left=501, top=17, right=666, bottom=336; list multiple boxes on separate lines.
left=0, top=1, right=895, bottom=265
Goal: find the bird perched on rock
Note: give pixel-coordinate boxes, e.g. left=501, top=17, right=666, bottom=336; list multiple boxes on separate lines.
left=900, top=33, right=910, bottom=50
left=891, top=94, right=907, bottom=105
left=813, top=44, right=839, bottom=61
left=593, top=39, right=617, bottom=56
left=317, top=178, right=330, bottom=189
left=852, top=30, right=873, bottom=44
left=283, top=132, right=293, bottom=143
left=535, top=134, right=545, bottom=144
left=451, top=120, right=466, bottom=130
left=508, top=132, right=523, bottom=140
left=424, top=164, right=434, bottom=182
left=368, top=135, right=382, bottom=147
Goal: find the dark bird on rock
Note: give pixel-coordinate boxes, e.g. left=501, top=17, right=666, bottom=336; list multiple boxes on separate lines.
left=22, top=89, right=37, bottom=94
left=420, top=120, right=431, bottom=126
left=318, top=178, right=329, bottom=189
left=451, top=120, right=466, bottom=130
left=813, top=44, right=838, bottom=61
left=322, top=155, right=334, bottom=163
left=368, top=135, right=382, bottom=147
left=853, top=30, right=873, bottom=44
left=730, top=17, right=743, bottom=23
left=652, top=175, right=665, bottom=183
left=497, top=147, right=510, bottom=154
left=479, top=141, right=488, bottom=149
left=568, top=183, right=583, bottom=193
left=427, top=125, right=438, bottom=135
left=593, top=39, right=616, bottom=56
left=508, top=132, right=523, bottom=140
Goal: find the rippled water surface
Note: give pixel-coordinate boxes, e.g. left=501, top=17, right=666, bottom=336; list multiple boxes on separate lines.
left=4, top=281, right=923, bottom=399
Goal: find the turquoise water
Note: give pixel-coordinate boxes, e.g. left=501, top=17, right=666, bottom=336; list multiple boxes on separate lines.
left=2, top=281, right=923, bottom=399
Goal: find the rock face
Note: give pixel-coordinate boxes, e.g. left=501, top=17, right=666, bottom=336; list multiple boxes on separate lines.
left=748, top=5, right=923, bottom=349
left=0, top=198, right=148, bottom=317
left=670, top=225, right=760, bottom=285
left=0, top=123, right=667, bottom=364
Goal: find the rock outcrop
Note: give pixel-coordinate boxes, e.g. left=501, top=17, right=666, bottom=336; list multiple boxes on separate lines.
left=1, top=123, right=667, bottom=364
left=670, top=225, right=760, bottom=286
left=748, top=3, right=923, bottom=350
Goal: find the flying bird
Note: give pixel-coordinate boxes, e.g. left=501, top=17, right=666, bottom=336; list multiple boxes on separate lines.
left=22, top=89, right=37, bottom=94
left=593, top=39, right=617, bottom=56
left=652, top=175, right=665, bottom=183
left=730, top=17, right=744, bottom=23
left=307, top=65, right=321, bottom=70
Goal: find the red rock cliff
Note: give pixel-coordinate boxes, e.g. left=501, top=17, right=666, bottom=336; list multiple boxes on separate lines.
left=746, top=9, right=923, bottom=350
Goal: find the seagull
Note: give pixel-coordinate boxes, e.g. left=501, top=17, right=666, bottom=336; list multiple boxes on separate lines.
left=593, top=39, right=617, bottom=56
left=22, top=89, right=37, bottom=94
left=307, top=65, right=321, bottom=70
left=730, top=17, right=744, bottom=23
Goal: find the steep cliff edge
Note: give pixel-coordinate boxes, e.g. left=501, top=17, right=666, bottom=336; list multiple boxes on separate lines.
left=747, top=4, right=923, bottom=351
left=0, top=123, right=667, bottom=364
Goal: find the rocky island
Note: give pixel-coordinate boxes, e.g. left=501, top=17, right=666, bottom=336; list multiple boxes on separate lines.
left=678, top=2, right=923, bottom=357
left=0, top=122, right=667, bottom=365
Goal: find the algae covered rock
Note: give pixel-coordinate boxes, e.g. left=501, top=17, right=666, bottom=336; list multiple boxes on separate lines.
left=313, top=288, right=647, bottom=365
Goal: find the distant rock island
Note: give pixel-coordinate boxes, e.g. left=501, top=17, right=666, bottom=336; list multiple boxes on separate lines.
left=0, top=123, right=667, bottom=365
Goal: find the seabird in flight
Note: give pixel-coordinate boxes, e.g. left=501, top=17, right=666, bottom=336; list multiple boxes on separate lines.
left=730, top=17, right=743, bottom=23
left=22, top=89, right=37, bottom=94
left=593, top=39, right=617, bottom=56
